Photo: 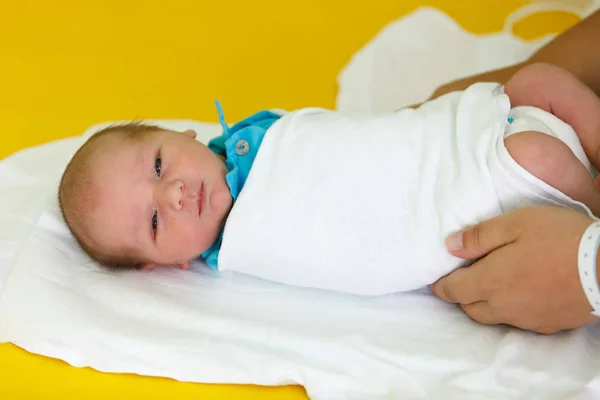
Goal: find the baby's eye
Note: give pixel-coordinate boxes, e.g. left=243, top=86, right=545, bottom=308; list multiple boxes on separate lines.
left=152, top=212, right=158, bottom=236
left=155, top=154, right=162, bottom=176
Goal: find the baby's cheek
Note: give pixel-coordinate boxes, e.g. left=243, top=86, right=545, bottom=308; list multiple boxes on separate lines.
left=168, top=216, right=195, bottom=241
left=169, top=213, right=216, bottom=255
left=182, top=221, right=213, bottom=253
left=171, top=233, right=201, bottom=260
left=213, top=188, right=233, bottom=216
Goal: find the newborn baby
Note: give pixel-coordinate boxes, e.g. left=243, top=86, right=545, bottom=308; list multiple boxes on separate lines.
left=59, top=63, right=600, bottom=295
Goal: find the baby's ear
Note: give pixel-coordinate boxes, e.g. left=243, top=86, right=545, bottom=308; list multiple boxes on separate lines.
left=182, top=129, right=197, bottom=139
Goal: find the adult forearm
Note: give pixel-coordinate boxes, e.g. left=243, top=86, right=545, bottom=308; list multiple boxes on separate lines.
left=528, top=9, right=600, bottom=96
left=430, top=10, right=600, bottom=99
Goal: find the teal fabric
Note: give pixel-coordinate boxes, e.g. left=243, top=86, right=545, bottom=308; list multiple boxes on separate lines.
left=201, top=102, right=281, bottom=269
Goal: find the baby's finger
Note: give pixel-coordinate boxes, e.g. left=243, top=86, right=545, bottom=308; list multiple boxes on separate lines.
left=179, top=261, right=190, bottom=270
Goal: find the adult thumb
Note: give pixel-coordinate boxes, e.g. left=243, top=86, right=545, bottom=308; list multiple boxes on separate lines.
left=446, top=213, right=519, bottom=260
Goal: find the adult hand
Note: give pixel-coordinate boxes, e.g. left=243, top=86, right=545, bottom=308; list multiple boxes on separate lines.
left=430, top=206, right=598, bottom=334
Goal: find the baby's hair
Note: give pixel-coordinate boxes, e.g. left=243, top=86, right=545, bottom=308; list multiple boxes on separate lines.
left=91, top=120, right=165, bottom=141
left=58, top=121, right=165, bottom=270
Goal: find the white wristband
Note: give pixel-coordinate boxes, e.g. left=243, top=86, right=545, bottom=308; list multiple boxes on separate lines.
left=578, top=221, right=600, bottom=317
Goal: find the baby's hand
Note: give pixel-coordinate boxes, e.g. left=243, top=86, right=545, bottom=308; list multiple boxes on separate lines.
left=179, top=261, right=190, bottom=270
left=143, top=261, right=190, bottom=270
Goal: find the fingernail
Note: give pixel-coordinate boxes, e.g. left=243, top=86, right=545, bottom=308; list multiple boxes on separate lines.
left=445, top=231, right=463, bottom=252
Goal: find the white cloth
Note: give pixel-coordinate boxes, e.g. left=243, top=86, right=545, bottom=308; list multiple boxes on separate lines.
left=219, top=83, right=594, bottom=295
left=3, top=4, right=600, bottom=400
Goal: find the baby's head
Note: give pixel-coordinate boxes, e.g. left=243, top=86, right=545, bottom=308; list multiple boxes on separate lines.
left=59, top=123, right=233, bottom=270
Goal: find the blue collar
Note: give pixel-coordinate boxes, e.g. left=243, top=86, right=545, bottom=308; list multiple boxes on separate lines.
left=201, top=101, right=282, bottom=268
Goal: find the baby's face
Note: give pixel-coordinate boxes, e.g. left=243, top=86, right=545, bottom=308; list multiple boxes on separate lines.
left=87, top=129, right=233, bottom=268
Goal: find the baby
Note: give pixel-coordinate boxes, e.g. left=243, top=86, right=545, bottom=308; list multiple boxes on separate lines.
left=59, top=63, right=600, bottom=295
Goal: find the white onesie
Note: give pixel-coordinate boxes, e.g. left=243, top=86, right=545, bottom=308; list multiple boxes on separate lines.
left=216, top=82, right=595, bottom=295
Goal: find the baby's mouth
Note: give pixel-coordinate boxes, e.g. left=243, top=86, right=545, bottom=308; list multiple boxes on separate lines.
left=197, top=183, right=204, bottom=217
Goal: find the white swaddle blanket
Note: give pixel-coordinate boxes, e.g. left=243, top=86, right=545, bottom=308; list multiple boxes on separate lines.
left=220, top=82, right=594, bottom=294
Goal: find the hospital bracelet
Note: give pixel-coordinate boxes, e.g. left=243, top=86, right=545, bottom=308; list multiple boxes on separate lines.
left=578, top=221, right=600, bottom=317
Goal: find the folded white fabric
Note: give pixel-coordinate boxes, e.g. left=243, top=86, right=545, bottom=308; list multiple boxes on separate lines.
left=3, top=4, right=600, bottom=400
left=220, top=83, right=593, bottom=295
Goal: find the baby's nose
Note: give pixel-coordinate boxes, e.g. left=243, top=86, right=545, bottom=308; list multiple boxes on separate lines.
left=163, top=180, right=184, bottom=210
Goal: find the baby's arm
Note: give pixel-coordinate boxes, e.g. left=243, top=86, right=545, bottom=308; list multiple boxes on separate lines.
left=504, top=62, right=600, bottom=170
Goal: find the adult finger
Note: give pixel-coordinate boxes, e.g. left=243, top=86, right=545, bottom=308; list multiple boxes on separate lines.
left=430, top=257, right=497, bottom=304
left=460, top=301, right=503, bottom=326
left=429, top=261, right=484, bottom=304
left=446, top=211, right=521, bottom=260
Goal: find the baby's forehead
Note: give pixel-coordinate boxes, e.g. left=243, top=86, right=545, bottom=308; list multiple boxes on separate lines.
left=89, top=130, right=153, bottom=159
left=74, top=135, right=141, bottom=183
left=94, top=129, right=149, bottom=147
left=81, top=127, right=173, bottom=176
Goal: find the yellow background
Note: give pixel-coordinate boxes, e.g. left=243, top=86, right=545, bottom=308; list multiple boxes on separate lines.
left=0, top=1, right=578, bottom=398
